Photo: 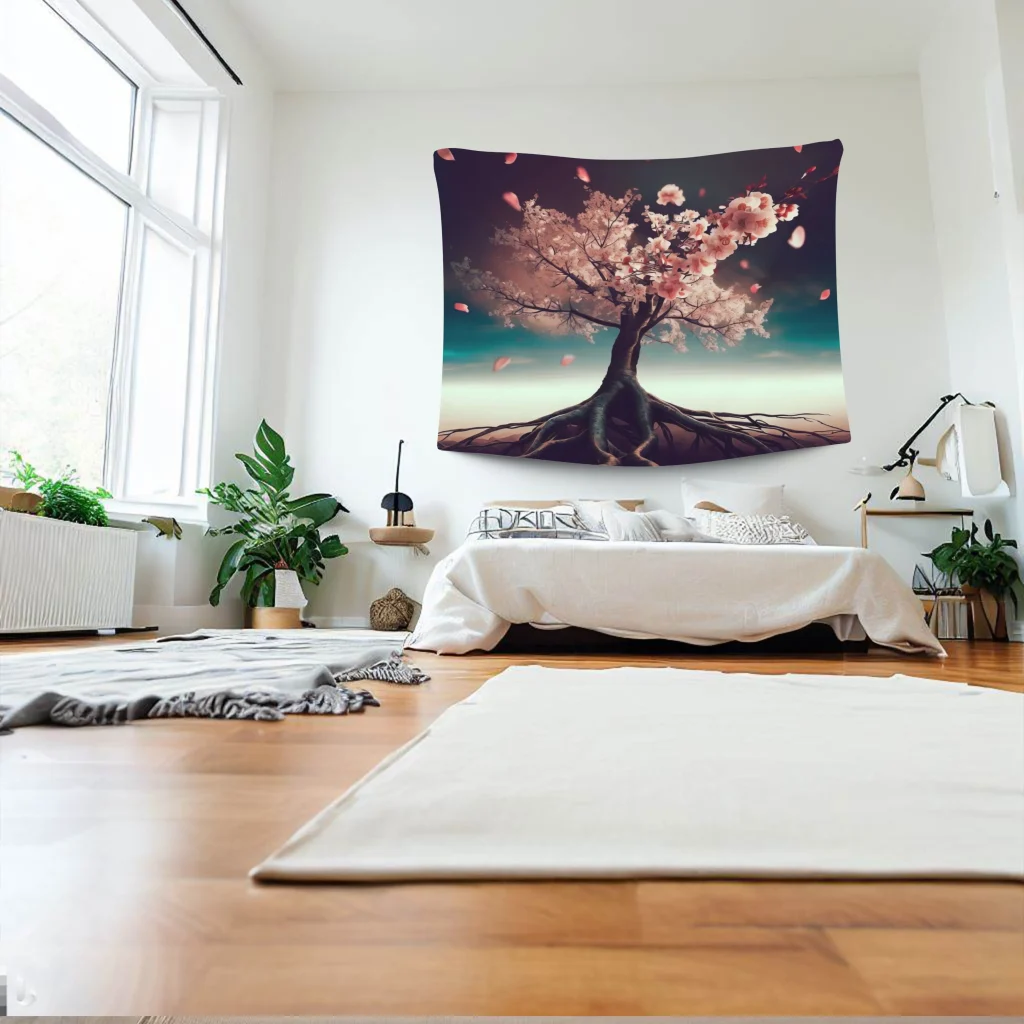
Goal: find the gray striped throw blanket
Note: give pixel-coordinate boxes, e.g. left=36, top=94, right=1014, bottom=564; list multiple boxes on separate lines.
left=0, top=629, right=428, bottom=731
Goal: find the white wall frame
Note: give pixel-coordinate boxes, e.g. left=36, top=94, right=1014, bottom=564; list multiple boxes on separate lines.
left=0, top=1, right=227, bottom=524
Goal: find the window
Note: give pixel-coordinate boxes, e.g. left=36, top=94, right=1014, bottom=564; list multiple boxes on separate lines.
left=0, top=0, right=224, bottom=519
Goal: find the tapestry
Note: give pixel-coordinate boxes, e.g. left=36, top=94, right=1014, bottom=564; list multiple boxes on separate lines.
left=435, top=141, right=849, bottom=466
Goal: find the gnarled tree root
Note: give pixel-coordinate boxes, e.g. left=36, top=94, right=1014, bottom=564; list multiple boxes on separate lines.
left=438, top=375, right=848, bottom=466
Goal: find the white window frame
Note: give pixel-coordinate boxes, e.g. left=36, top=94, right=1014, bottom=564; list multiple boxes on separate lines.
left=0, top=0, right=227, bottom=523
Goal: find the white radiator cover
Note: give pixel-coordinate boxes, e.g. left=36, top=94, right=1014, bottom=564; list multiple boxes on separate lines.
left=0, top=512, right=137, bottom=632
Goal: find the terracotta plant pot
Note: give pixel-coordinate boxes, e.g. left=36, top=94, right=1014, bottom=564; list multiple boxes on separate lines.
left=961, top=585, right=1008, bottom=641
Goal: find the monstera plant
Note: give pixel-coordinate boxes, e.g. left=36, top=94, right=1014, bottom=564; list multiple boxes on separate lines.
left=201, top=421, right=348, bottom=608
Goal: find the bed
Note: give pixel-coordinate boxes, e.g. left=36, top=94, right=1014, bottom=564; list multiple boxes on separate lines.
left=408, top=497, right=945, bottom=656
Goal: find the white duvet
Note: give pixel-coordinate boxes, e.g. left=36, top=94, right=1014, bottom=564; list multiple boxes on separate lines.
left=409, top=540, right=945, bottom=655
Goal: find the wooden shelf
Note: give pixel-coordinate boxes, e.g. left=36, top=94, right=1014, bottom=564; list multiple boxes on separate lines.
left=369, top=526, right=434, bottom=547
left=865, top=507, right=973, bottom=517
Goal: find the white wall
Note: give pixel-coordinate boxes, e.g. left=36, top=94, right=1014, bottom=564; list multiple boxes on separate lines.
left=919, top=0, right=1024, bottom=635
left=259, top=75, right=960, bottom=623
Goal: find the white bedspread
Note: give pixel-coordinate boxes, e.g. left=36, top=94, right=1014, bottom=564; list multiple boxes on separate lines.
left=409, top=541, right=945, bottom=655
left=253, top=666, right=1023, bottom=881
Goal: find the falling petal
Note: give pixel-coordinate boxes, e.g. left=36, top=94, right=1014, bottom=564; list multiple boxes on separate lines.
left=502, top=191, right=521, bottom=212
left=788, top=225, right=806, bottom=249
left=493, top=356, right=512, bottom=372
left=820, top=288, right=831, bottom=300
left=739, top=259, right=750, bottom=270
left=698, top=187, right=706, bottom=198
left=436, top=148, right=454, bottom=161
left=793, top=144, right=803, bottom=153
left=560, top=354, right=575, bottom=366
left=750, top=283, right=762, bottom=294
left=800, top=165, right=817, bottom=179
left=453, top=302, right=469, bottom=312
left=505, top=152, right=517, bottom=164
left=576, top=166, right=590, bottom=183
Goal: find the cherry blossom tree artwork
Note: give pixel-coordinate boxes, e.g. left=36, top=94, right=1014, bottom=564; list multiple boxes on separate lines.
left=436, top=142, right=848, bottom=465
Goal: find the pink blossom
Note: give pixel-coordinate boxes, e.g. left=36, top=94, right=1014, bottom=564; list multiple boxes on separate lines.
left=719, top=192, right=778, bottom=240
left=493, top=356, right=512, bottom=372
left=502, top=191, right=522, bottom=212
left=750, top=283, right=761, bottom=293
left=453, top=302, right=469, bottom=312
left=688, top=217, right=708, bottom=239
left=657, top=183, right=685, bottom=206
left=648, top=235, right=672, bottom=253
left=774, top=202, right=799, bottom=221
left=576, top=166, right=590, bottom=183
left=656, top=273, right=687, bottom=301
left=686, top=252, right=716, bottom=277
left=437, top=148, right=454, bottom=161
left=560, top=354, right=575, bottom=366
left=702, top=230, right=738, bottom=260
left=793, top=144, right=803, bottom=153
left=452, top=185, right=773, bottom=354
left=505, top=153, right=517, bottom=164
left=820, top=288, right=831, bottom=300
left=787, top=225, right=806, bottom=249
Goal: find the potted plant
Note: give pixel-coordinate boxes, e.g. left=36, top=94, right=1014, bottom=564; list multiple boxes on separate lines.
left=928, top=520, right=1022, bottom=640
left=201, top=421, right=349, bottom=628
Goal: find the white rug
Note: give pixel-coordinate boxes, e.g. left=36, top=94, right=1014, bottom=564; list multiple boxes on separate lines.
left=252, top=666, right=1024, bottom=882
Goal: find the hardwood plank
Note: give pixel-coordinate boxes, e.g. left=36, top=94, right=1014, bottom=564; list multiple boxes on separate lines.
left=637, top=879, right=1024, bottom=933
left=0, top=637, right=1020, bottom=1014
left=827, top=928, right=1024, bottom=1014
left=178, top=935, right=883, bottom=1015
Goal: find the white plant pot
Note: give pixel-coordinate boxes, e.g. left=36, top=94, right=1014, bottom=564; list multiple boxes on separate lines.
left=0, top=511, right=137, bottom=632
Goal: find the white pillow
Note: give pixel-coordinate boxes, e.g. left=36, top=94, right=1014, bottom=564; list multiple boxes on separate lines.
left=599, top=503, right=663, bottom=542
left=681, top=477, right=785, bottom=517
left=573, top=500, right=659, bottom=542
left=695, top=509, right=812, bottom=545
left=645, top=509, right=722, bottom=543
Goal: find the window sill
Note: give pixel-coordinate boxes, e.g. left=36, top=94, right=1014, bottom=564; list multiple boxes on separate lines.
left=103, top=498, right=209, bottom=529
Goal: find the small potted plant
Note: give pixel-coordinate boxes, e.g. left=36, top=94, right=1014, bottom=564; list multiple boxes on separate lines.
left=928, top=520, right=1022, bottom=640
left=201, top=421, right=349, bottom=627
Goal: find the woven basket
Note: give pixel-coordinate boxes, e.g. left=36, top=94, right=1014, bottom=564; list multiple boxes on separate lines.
left=369, top=587, right=415, bottom=631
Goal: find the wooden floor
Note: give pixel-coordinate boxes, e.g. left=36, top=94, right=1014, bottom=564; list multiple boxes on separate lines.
left=1, top=639, right=1021, bottom=1015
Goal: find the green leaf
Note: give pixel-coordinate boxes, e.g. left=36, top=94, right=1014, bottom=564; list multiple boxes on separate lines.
left=216, top=539, right=248, bottom=588
left=289, top=496, right=341, bottom=529
left=321, top=535, right=348, bottom=559
left=256, top=419, right=285, bottom=456
left=235, top=453, right=274, bottom=486
left=257, top=573, right=276, bottom=608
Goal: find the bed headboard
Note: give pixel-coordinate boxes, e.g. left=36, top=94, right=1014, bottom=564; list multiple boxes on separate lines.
left=486, top=499, right=644, bottom=511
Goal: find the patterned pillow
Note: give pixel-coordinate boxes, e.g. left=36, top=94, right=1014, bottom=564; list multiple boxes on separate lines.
left=467, top=505, right=606, bottom=541
left=694, top=509, right=813, bottom=545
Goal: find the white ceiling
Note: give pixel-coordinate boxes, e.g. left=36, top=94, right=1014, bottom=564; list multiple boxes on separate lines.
left=222, top=0, right=957, bottom=92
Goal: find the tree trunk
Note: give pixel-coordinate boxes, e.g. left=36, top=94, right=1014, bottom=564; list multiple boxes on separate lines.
left=603, top=322, right=643, bottom=380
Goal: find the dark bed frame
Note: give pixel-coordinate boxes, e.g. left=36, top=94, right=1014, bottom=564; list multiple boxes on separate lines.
left=494, top=622, right=870, bottom=655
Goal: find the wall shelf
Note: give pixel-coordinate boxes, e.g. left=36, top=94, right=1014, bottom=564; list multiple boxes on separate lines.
left=369, top=526, right=434, bottom=547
